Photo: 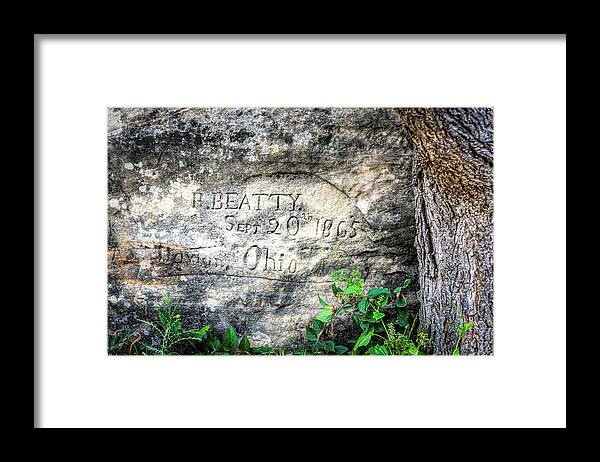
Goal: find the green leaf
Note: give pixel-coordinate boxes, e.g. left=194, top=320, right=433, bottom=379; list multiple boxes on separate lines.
left=337, top=303, right=353, bottom=313
left=311, top=319, right=324, bottom=332
left=366, top=344, right=389, bottom=355
left=395, top=294, right=408, bottom=308
left=252, top=346, right=274, bottom=355
left=358, top=321, right=370, bottom=331
left=367, top=287, right=390, bottom=298
left=330, top=268, right=347, bottom=281
left=238, top=334, right=251, bottom=353
left=222, top=325, right=238, bottom=351
left=334, top=345, right=348, bottom=355
left=192, top=325, right=210, bottom=340
left=374, top=294, right=390, bottom=307
left=393, top=287, right=402, bottom=294
left=363, top=312, right=381, bottom=323
left=318, top=295, right=332, bottom=309
left=358, top=300, right=368, bottom=313
left=324, top=341, right=335, bottom=353
left=352, top=326, right=374, bottom=353
left=314, top=309, right=334, bottom=323
left=207, top=336, right=221, bottom=352
left=396, top=310, right=409, bottom=327
left=401, top=344, right=420, bottom=355
left=372, top=311, right=385, bottom=321
left=402, top=278, right=411, bottom=289
left=314, top=341, right=325, bottom=351
left=345, top=285, right=362, bottom=296
left=331, top=283, right=343, bottom=297
left=463, top=322, right=474, bottom=332
left=452, top=349, right=460, bottom=356
left=293, top=349, right=312, bottom=355
left=306, top=327, right=318, bottom=342
left=142, top=343, right=161, bottom=355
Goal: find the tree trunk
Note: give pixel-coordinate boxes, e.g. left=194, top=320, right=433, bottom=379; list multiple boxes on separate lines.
left=396, top=108, right=494, bottom=355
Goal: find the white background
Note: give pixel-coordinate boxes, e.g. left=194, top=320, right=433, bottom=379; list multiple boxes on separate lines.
left=36, top=35, right=566, bottom=428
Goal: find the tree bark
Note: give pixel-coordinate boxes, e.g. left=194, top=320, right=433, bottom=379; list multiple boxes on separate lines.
left=396, top=108, right=494, bottom=355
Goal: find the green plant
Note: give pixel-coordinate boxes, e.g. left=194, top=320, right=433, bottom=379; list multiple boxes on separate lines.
left=450, top=301, right=474, bottom=355
left=110, top=285, right=467, bottom=356
left=108, top=327, right=142, bottom=355
left=116, top=292, right=285, bottom=355
left=452, top=321, right=474, bottom=356
left=251, top=346, right=287, bottom=355
left=203, top=324, right=254, bottom=355
left=305, top=268, right=423, bottom=355
left=136, top=292, right=210, bottom=355
left=369, top=320, right=431, bottom=355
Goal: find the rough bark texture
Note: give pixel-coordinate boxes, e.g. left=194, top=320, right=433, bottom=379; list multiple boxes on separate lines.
left=396, top=108, right=494, bottom=355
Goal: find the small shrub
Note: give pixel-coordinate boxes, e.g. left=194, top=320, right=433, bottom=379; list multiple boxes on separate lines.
left=305, top=268, right=429, bottom=355
left=203, top=325, right=254, bottom=355
left=136, top=292, right=209, bottom=355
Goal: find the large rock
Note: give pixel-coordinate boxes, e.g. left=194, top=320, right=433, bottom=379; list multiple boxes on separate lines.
left=108, top=108, right=418, bottom=348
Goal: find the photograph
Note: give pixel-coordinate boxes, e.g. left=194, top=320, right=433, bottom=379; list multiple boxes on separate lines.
left=107, top=107, right=494, bottom=356
left=36, top=34, right=565, bottom=429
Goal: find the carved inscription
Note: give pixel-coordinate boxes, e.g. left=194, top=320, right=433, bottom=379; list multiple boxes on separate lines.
left=187, top=185, right=364, bottom=276
left=111, top=178, right=366, bottom=279
left=109, top=244, right=231, bottom=279
left=222, top=214, right=361, bottom=238
left=198, top=192, right=303, bottom=211
left=151, top=247, right=228, bottom=271
left=243, top=245, right=297, bottom=273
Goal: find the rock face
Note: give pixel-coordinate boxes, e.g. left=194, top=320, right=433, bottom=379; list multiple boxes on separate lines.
left=108, top=108, right=418, bottom=348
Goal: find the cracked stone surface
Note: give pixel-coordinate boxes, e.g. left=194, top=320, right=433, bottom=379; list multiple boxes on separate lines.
left=108, top=107, right=418, bottom=348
